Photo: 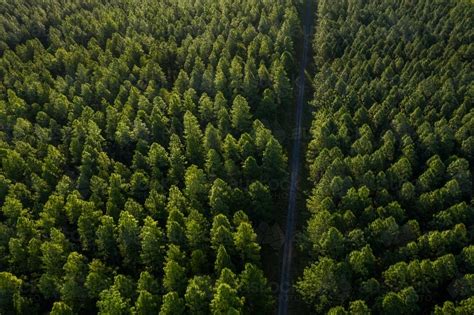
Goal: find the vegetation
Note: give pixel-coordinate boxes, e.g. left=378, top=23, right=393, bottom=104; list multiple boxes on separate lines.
left=0, top=0, right=299, bottom=313
left=1, top=0, right=473, bottom=314
left=298, top=0, right=474, bottom=313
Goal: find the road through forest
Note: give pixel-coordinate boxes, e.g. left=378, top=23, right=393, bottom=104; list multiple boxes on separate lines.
left=277, top=0, right=313, bottom=314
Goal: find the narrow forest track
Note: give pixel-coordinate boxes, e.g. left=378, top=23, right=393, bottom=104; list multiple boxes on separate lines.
left=277, top=0, right=313, bottom=314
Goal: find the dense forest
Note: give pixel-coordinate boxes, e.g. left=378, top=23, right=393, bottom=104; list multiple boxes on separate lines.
left=1, top=0, right=473, bottom=314
left=298, top=0, right=473, bottom=314
left=0, top=0, right=300, bottom=313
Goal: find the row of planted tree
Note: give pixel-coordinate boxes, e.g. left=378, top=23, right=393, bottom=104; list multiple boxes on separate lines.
left=1, top=0, right=473, bottom=314
left=0, top=0, right=300, bottom=313
left=296, top=0, right=473, bottom=313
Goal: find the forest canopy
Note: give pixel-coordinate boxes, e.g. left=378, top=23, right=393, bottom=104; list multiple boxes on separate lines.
left=1, top=0, right=473, bottom=314
left=297, top=0, right=474, bottom=313
left=0, top=0, right=298, bottom=313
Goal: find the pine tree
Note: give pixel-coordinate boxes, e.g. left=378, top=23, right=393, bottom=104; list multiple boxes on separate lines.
left=230, top=95, right=252, bottom=133
left=183, top=111, right=205, bottom=166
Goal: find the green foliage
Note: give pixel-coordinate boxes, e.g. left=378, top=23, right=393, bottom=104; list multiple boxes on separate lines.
left=210, top=283, right=244, bottom=315
left=163, top=260, right=186, bottom=295
left=185, top=276, right=213, bottom=315
left=97, top=286, right=130, bottom=315
left=0, top=272, right=26, bottom=314
left=295, top=258, right=351, bottom=313
left=60, top=252, right=89, bottom=311
left=50, top=302, right=74, bottom=315
left=159, top=291, right=185, bottom=315
left=139, top=217, right=165, bottom=273
left=85, top=259, right=113, bottom=300
left=117, top=211, right=141, bottom=270
left=234, top=222, right=261, bottom=264
left=231, top=95, right=252, bottom=133
left=239, top=263, right=274, bottom=313
left=215, top=245, right=234, bottom=275
left=298, top=0, right=474, bottom=313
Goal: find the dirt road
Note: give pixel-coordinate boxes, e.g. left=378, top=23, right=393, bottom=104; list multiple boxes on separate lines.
left=277, top=0, right=313, bottom=314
